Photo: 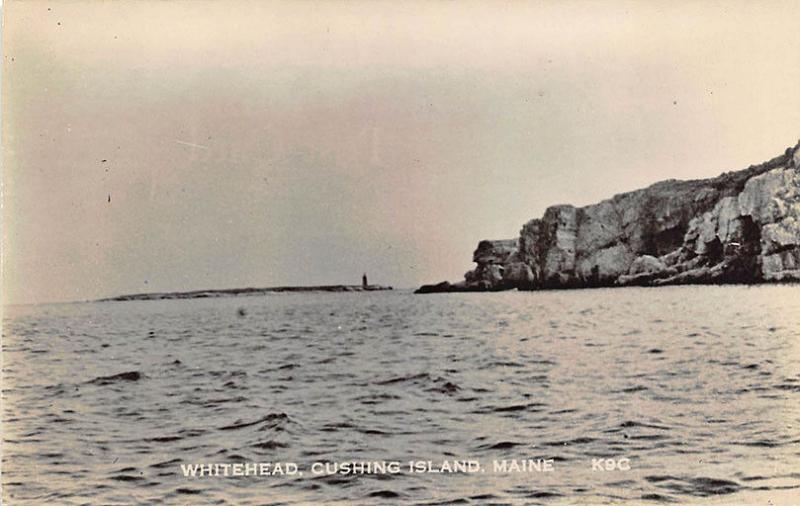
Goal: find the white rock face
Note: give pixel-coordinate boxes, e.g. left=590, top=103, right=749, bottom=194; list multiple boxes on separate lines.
left=632, top=156, right=800, bottom=286
left=761, top=250, right=800, bottom=281
left=575, top=244, right=634, bottom=282
left=542, top=205, right=578, bottom=285
left=715, top=197, right=742, bottom=243
left=762, top=218, right=800, bottom=254
left=628, top=255, right=667, bottom=275
left=576, top=199, right=624, bottom=252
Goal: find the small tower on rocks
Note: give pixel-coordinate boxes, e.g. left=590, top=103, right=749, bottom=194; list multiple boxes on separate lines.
left=362, top=273, right=368, bottom=288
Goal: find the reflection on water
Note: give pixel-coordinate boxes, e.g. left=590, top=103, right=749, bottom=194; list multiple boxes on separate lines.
left=3, top=285, right=799, bottom=504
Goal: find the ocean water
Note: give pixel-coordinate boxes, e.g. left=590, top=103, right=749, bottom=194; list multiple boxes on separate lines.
left=2, top=285, right=799, bottom=505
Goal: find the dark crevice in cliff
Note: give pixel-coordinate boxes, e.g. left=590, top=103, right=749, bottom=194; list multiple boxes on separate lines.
left=650, top=225, right=688, bottom=257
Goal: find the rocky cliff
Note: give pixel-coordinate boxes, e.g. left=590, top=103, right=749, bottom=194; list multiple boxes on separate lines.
left=416, top=142, right=800, bottom=293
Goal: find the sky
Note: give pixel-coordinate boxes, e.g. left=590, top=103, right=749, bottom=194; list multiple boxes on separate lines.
left=3, top=0, right=800, bottom=304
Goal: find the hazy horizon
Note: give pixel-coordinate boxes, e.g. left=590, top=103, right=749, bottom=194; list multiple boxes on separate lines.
left=3, top=0, right=800, bottom=304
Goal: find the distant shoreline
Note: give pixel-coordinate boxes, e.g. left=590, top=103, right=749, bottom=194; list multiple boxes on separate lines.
left=98, top=285, right=393, bottom=302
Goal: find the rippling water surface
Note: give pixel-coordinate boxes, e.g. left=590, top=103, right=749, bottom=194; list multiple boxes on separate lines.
left=3, top=286, right=800, bottom=504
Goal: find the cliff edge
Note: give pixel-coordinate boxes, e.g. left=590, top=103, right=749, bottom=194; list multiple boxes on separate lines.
left=417, top=141, right=800, bottom=293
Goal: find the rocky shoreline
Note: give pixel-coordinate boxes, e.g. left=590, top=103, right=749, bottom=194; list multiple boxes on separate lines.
left=100, top=285, right=393, bottom=302
left=417, top=142, right=800, bottom=293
